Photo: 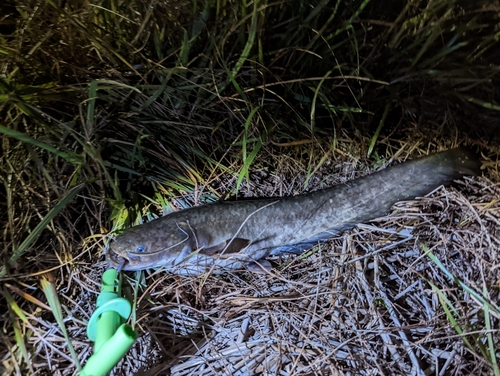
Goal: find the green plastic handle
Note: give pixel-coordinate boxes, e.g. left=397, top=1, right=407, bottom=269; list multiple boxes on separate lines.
left=87, top=296, right=131, bottom=342
left=79, top=324, right=137, bottom=376
left=86, top=269, right=132, bottom=343
left=81, top=268, right=138, bottom=375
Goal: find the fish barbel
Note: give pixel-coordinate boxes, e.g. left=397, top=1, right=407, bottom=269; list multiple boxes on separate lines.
left=106, top=148, right=480, bottom=274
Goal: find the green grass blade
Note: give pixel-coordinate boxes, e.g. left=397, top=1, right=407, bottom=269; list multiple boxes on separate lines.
left=40, top=274, right=81, bottom=371
left=424, top=246, right=500, bottom=314
left=0, top=126, right=82, bottom=164
left=4, top=288, right=34, bottom=373
left=236, top=139, right=262, bottom=194
left=236, top=106, right=261, bottom=192
left=327, top=0, right=371, bottom=41
left=427, top=281, right=480, bottom=355
left=86, top=80, right=98, bottom=131
left=367, top=98, right=391, bottom=157
left=310, top=70, right=332, bottom=133
left=230, top=0, right=258, bottom=78
left=483, top=285, right=500, bottom=375
left=0, top=183, right=87, bottom=278
left=410, top=8, right=453, bottom=68
left=304, top=147, right=333, bottom=189
left=425, top=244, right=500, bottom=369
left=452, top=93, right=500, bottom=111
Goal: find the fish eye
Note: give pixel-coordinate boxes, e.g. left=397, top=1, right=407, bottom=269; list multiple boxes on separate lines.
left=135, top=245, right=146, bottom=253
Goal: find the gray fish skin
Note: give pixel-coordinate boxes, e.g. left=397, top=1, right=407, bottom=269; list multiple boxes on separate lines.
left=106, top=148, right=480, bottom=274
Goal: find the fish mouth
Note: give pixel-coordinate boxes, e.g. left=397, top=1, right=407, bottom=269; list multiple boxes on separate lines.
left=107, top=247, right=164, bottom=271
left=106, top=248, right=140, bottom=271
left=106, top=248, right=127, bottom=271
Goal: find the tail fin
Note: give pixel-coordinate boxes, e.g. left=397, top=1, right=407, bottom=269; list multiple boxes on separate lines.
left=420, top=147, right=481, bottom=185
left=445, top=147, right=481, bottom=178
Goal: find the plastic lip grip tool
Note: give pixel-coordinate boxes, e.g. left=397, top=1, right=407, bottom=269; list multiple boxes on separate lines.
left=79, top=268, right=137, bottom=376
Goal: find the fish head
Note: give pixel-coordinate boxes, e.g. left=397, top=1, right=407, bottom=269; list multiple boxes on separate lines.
left=107, top=221, right=193, bottom=271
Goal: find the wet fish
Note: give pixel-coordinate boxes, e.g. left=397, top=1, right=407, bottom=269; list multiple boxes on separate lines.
left=106, top=148, right=480, bottom=274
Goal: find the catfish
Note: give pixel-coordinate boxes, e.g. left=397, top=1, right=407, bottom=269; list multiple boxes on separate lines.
left=106, top=148, right=480, bottom=274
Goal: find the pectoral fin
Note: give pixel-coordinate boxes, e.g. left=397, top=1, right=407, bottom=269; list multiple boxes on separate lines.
left=200, top=238, right=251, bottom=256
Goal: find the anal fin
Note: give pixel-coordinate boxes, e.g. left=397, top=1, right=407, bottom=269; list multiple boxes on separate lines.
left=269, top=226, right=350, bottom=256
left=200, top=238, right=251, bottom=256
left=247, top=259, right=272, bottom=274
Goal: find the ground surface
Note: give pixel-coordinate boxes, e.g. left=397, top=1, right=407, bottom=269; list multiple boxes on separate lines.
left=5, top=135, right=499, bottom=376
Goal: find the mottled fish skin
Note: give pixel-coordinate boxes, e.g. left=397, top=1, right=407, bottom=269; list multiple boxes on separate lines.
left=106, top=148, right=480, bottom=274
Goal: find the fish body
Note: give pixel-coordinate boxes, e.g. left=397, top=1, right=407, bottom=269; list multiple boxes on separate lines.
left=107, top=148, right=480, bottom=274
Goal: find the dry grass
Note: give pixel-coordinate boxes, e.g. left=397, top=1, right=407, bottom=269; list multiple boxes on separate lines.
left=129, top=144, right=500, bottom=376
left=144, top=148, right=500, bottom=376
left=4, top=137, right=499, bottom=376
